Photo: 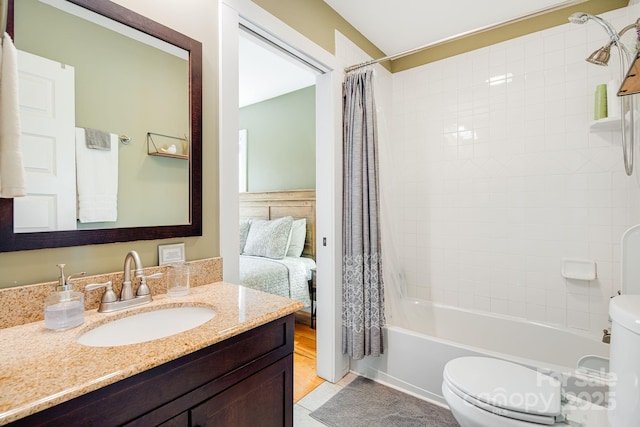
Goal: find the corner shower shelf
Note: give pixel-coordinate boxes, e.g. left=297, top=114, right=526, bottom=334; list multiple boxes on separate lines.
left=589, top=116, right=622, bottom=132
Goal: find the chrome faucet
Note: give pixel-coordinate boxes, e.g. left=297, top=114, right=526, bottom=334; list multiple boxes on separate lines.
left=121, top=251, right=145, bottom=301
left=85, top=251, right=162, bottom=313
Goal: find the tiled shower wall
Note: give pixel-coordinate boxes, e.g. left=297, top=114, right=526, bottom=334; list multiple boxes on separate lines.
left=388, top=4, right=640, bottom=337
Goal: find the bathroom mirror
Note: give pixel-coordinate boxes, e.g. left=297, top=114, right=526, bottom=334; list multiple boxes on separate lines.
left=0, top=0, right=202, bottom=252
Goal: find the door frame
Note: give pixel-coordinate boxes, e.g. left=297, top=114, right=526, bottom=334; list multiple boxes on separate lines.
left=219, top=0, right=348, bottom=382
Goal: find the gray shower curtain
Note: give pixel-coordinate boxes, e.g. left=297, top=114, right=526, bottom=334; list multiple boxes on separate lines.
left=342, top=69, right=385, bottom=360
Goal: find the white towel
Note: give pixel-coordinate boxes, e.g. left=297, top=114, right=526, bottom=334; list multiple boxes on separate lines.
left=0, top=33, right=26, bottom=198
left=75, top=128, right=119, bottom=222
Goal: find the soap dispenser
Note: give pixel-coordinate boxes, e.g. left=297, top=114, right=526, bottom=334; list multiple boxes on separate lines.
left=44, top=264, right=86, bottom=331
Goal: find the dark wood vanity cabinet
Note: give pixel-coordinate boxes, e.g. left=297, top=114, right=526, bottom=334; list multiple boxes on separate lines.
left=189, top=356, right=291, bottom=426
left=11, top=315, right=295, bottom=427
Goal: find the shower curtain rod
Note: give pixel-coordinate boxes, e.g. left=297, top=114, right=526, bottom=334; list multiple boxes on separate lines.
left=344, top=0, right=587, bottom=73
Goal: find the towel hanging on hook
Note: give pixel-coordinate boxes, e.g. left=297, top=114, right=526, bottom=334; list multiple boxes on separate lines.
left=1, top=0, right=8, bottom=43
left=0, top=28, right=27, bottom=198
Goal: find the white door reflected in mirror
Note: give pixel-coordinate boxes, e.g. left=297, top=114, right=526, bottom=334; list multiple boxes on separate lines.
left=14, top=50, right=76, bottom=232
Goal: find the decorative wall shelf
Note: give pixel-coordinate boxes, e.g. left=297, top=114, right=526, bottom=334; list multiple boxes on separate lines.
left=149, top=151, right=189, bottom=160
left=147, top=132, right=189, bottom=160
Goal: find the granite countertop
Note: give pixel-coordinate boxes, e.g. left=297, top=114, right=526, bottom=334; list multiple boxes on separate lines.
left=0, top=282, right=303, bottom=425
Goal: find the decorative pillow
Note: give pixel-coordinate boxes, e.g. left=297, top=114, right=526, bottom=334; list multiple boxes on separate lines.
left=286, top=218, right=307, bottom=258
left=239, top=218, right=252, bottom=254
left=243, top=216, right=294, bottom=259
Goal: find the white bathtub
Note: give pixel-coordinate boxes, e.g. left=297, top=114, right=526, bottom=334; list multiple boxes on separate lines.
left=350, top=299, right=610, bottom=404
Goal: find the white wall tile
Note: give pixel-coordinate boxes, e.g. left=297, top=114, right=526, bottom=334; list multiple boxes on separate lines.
left=546, top=307, right=567, bottom=327
left=474, top=295, right=491, bottom=311
left=568, top=310, right=590, bottom=330
left=526, top=304, right=547, bottom=323
left=490, top=298, right=509, bottom=315
left=385, top=5, right=640, bottom=339
left=508, top=300, right=527, bottom=317
left=568, top=292, right=590, bottom=312
left=589, top=312, right=610, bottom=337
left=545, top=285, right=566, bottom=303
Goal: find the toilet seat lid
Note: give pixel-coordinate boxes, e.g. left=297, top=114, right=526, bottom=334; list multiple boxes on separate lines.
left=444, top=357, right=561, bottom=417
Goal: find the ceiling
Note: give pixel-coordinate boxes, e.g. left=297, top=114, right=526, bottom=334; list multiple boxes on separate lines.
left=322, top=0, right=578, bottom=55
left=239, top=31, right=317, bottom=108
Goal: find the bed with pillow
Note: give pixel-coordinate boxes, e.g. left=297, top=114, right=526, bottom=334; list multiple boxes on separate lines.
left=239, top=190, right=316, bottom=307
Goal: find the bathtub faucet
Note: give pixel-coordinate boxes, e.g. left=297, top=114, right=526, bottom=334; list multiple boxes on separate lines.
left=602, top=329, right=611, bottom=344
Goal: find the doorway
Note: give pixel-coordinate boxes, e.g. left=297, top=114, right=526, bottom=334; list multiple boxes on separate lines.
left=219, top=0, right=347, bottom=384
left=239, top=27, right=320, bottom=399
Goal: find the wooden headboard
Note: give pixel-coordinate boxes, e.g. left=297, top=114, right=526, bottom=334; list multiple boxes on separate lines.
left=239, top=190, right=316, bottom=260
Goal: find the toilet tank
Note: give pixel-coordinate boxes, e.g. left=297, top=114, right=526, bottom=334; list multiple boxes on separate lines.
left=608, top=295, right=640, bottom=427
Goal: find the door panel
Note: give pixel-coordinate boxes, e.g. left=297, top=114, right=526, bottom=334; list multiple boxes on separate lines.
left=14, top=50, right=76, bottom=232
left=190, top=356, right=293, bottom=427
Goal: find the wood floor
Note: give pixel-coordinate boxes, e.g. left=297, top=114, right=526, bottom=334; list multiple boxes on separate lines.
left=293, top=317, right=324, bottom=402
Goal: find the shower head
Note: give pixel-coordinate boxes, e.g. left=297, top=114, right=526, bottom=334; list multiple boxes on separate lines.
left=568, top=12, right=624, bottom=65
left=586, top=42, right=613, bottom=66
left=569, top=13, right=637, bottom=176
left=568, top=12, right=589, bottom=24
left=568, top=12, right=619, bottom=41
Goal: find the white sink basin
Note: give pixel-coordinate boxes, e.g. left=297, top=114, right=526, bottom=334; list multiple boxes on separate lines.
left=77, top=306, right=216, bottom=347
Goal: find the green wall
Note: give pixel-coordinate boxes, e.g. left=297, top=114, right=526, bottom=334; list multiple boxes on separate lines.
left=252, top=0, right=386, bottom=65
left=240, top=86, right=316, bottom=192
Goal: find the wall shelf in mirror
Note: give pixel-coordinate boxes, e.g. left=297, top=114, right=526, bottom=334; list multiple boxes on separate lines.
left=147, top=132, right=189, bottom=160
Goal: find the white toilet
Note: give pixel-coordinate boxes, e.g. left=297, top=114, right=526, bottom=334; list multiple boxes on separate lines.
left=443, top=225, right=640, bottom=427
left=608, top=224, right=640, bottom=426
left=442, top=357, right=565, bottom=426
left=608, top=294, right=640, bottom=427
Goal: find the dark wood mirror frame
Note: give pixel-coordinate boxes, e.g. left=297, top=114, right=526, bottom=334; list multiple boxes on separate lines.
left=0, top=0, right=202, bottom=252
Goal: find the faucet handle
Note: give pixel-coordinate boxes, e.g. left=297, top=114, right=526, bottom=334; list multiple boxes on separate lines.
left=85, top=281, right=118, bottom=303
left=136, top=272, right=163, bottom=297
